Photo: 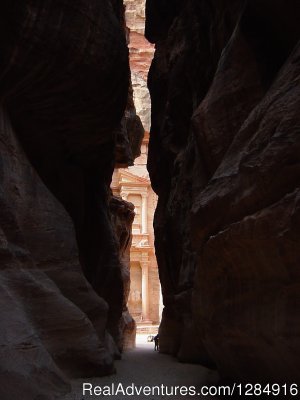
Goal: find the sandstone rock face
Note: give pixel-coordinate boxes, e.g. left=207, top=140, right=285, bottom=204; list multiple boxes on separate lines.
left=0, top=1, right=139, bottom=399
left=0, top=108, right=114, bottom=399
left=146, top=0, right=300, bottom=382
left=125, top=0, right=154, bottom=132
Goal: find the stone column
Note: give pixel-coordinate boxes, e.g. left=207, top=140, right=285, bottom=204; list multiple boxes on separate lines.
left=141, top=260, right=150, bottom=322
left=121, top=192, right=128, bottom=201
left=159, top=284, right=163, bottom=322
left=141, top=193, right=148, bottom=234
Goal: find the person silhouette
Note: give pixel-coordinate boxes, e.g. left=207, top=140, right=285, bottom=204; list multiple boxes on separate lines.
left=154, top=334, right=159, bottom=351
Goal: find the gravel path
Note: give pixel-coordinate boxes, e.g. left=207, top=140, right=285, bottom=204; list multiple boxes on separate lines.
left=63, top=335, right=218, bottom=400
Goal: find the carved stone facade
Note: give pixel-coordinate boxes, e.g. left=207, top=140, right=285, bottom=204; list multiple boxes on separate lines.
left=112, top=132, right=161, bottom=324
left=111, top=0, right=160, bottom=327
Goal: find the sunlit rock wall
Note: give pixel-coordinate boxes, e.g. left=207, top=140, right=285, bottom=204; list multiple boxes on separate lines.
left=125, top=0, right=154, bottom=132
left=146, top=0, right=300, bottom=383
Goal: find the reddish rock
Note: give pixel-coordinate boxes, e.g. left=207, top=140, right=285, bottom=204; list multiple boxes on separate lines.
left=129, top=31, right=155, bottom=81
left=125, top=0, right=154, bottom=132
left=146, top=0, right=300, bottom=382
left=192, top=39, right=300, bottom=382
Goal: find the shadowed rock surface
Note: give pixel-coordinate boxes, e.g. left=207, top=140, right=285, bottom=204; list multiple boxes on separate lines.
left=146, top=0, right=300, bottom=382
left=110, top=196, right=137, bottom=349
left=0, top=1, right=141, bottom=399
left=0, top=108, right=114, bottom=399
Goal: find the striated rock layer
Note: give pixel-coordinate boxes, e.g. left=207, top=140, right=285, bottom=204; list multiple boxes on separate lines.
left=146, top=0, right=300, bottom=383
left=125, top=0, right=154, bottom=132
left=0, top=1, right=141, bottom=399
left=0, top=108, right=113, bottom=399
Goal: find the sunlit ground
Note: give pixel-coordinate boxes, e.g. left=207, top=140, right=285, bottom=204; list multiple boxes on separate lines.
left=63, top=333, right=217, bottom=400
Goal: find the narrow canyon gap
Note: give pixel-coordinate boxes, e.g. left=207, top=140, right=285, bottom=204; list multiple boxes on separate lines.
left=111, top=0, right=161, bottom=337
left=0, top=1, right=299, bottom=399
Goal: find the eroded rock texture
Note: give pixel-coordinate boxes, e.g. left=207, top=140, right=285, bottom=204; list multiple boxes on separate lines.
left=0, top=108, right=113, bottom=399
left=125, top=0, right=154, bottom=132
left=146, top=0, right=300, bottom=383
left=0, top=1, right=139, bottom=399
left=110, top=196, right=136, bottom=349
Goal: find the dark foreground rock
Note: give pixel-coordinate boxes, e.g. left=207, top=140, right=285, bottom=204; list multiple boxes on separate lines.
left=0, top=1, right=141, bottom=399
left=0, top=107, right=113, bottom=399
left=110, top=196, right=137, bottom=350
left=146, top=0, right=300, bottom=383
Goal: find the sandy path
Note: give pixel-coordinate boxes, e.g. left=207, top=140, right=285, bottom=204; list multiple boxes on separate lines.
left=62, top=335, right=218, bottom=400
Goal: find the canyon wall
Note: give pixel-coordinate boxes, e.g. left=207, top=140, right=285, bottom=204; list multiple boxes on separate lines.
left=146, top=0, right=300, bottom=382
left=0, top=1, right=141, bottom=399
left=110, top=196, right=136, bottom=349
left=125, top=0, right=154, bottom=132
